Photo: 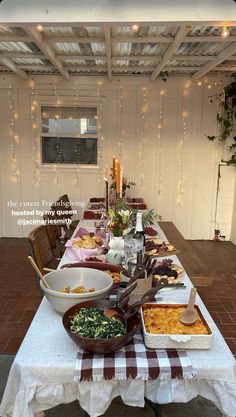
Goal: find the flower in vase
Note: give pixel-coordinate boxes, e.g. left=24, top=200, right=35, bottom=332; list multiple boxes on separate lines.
left=110, top=172, right=135, bottom=196
left=107, top=208, right=132, bottom=237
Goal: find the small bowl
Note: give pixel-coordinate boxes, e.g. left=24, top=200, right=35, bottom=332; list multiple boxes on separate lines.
left=40, top=268, right=113, bottom=315
left=63, top=300, right=140, bottom=353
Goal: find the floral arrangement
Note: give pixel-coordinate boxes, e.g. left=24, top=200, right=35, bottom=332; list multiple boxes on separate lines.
left=110, top=174, right=135, bottom=196
left=107, top=205, right=132, bottom=237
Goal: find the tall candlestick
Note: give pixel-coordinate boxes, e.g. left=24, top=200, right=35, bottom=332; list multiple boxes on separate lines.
left=112, top=155, right=116, bottom=178
left=116, top=159, right=120, bottom=194
left=104, top=178, right=108, bottom=211
left=120, top=167, right=123, bottom=197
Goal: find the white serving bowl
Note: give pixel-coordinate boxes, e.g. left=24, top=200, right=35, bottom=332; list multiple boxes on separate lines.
left=40, top=268, right=113, bottom=314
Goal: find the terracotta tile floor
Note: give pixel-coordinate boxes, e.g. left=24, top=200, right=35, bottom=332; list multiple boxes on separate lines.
left=0, top=238, right=43, bottom=354
left=0, top=236, right=236, bottom=355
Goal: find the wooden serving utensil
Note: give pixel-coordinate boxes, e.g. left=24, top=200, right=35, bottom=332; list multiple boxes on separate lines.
left=179, top=287, right=198, bottom=325
left=27, top=256, right=50, bottom=290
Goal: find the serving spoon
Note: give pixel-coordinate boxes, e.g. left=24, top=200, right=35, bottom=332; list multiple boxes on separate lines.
left=27, top=256, right=51, bottom=290
left=179, top=287, right=198, bottom=325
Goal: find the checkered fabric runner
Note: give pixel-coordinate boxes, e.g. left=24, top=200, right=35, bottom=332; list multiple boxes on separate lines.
left=74, top=331, right=197, bottom=382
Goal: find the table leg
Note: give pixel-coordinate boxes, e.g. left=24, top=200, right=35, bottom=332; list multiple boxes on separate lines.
left=145, top=399, right=162, bottom=417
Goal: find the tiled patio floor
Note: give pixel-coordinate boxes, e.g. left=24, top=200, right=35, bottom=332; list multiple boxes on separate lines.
left=0, top=235, right=236, bottom=354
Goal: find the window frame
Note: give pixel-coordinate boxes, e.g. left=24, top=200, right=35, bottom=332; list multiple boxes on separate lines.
left=39, top=103, right=98, bottom=167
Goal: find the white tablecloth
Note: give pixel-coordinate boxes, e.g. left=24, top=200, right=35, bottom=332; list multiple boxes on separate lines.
left=1, top=223, right=236, bottom=417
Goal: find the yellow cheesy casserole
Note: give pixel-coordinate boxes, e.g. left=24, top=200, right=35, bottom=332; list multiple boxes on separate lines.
left=142, top=304, right=209, bottom=335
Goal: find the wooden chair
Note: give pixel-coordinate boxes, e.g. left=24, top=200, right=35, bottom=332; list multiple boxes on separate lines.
left=43, top=212, right=65, bottom=258
left=28, top=226, right=59, bottom=276
left=53, top=194, right=80, bottom=240
left=57, top=194, right=79, bottom=230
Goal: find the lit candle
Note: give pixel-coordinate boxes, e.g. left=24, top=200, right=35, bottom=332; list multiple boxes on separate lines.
left=116, top=159, right=120, bottom=194
left=104, top=178, right=108, bottom=211
left=112, top=155, right=116, bottom=177
left=120, top=167, right=123, bottom=197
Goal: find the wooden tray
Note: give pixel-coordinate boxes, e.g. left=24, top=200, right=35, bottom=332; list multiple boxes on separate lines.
left=146, top=249, right=181, bottom=257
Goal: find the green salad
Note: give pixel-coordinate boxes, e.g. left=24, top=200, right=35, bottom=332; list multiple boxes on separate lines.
left=70, top=307, right=126, bottom=339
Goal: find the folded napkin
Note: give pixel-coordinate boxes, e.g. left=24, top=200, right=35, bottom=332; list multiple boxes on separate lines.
left=74, top=331, right=197, bottom=382
left=90, top=198, right=105, bottom=203
left=128, top=203, right=147, bottom=210
left=89, top=203, right=104, bottom=210
left=64, top=244, right=98, bottom=262
left=126, top=198, right=144, bottom=204
left=83, top=211, right=102, bottom=220
left=74, top=227, right=107, bottom=242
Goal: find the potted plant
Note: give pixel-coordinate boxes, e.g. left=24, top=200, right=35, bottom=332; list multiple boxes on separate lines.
left=207, top=73, right=236, bottom=166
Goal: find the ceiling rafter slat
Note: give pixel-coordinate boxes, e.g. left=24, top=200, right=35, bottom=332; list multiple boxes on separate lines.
left=151, top=26, right=189, bottom=81
left=0, top=52, right=28, bottom=80
left=103, top=26, right=112, bottom=81
left=192, top=41, right=236, bottom=80
left=24, top=27, right=70, bottom=80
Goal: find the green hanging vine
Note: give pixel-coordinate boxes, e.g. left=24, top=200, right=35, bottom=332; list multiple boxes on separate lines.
left=207, top=73, right=236, bottom=166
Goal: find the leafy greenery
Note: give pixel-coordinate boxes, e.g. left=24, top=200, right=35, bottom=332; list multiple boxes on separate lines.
left=160, top=70, right=169, bottom=82
left=207, top=73, right=236, bottom=165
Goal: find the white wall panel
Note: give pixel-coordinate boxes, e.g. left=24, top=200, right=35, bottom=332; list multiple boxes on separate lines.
left=0, top=75, right=235, bottom=240
left=230, top=176, right=236, bottom=245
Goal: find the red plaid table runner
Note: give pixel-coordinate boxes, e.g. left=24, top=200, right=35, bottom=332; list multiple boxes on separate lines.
left=74, top=331, right=197, bottom=382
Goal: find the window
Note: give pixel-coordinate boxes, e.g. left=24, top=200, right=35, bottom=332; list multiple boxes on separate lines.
left=41, top=106, right=97, bottom=164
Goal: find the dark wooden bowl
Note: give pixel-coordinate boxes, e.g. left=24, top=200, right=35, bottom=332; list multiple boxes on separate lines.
left=62, top=299, right=140, bottom=353
left=60, top=262, right=120, bottom=273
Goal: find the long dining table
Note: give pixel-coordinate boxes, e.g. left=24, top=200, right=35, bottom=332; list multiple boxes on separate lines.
left=1, top=215, right=236, bottom=417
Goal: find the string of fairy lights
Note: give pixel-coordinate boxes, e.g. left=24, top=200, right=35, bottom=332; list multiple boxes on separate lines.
left=117, top=84, right=124, bottom=161
left=96, top=86, right=105, bottom=183
left=8, top=85, right=19, bottom=182
left=73, top=81, right=80, bottom=187
left=6, top=76, right=228, bottom=213
left=30, top=80, right=41, bottom=186
left=155, top=90, right=164, bottom=196
left=138, top=89, right=147, bottom=187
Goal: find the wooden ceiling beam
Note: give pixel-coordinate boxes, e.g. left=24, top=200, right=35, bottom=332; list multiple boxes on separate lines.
left=24, top=27, right=70, bottom=80
left=151, top=26, right=189, bottom=81
left=47, top=36, right=104, bottom=44
left=3, top=52, right=46, bottom=59
left=192, top=41, right=236, bottom=80
left=0, top=35, right=32, bottom=42
left=0, top=53, right=28, bottom=79
left=103, top=26, right=112, bottom=81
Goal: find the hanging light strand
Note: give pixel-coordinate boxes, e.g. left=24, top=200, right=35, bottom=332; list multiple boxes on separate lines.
left=156, top=92, right=164, bottom=195
left=96, top=87, right=104, bottom=182
left=73, top=81, right=80, bottom=187
left=30, top=81, right=40, bottom=185
left=117, top=84, right=124, bottom=161
left=53, top=81, right=61, bottom=186
left=8, top=85, right=19, bottom=182
left=176, top=98, right=188, bottom=207
left=138, top=90, right=147, bottom=187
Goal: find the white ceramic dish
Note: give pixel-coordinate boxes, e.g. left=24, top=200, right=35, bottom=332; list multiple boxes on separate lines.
left=141, top=303, right=213, bottom=349
left=40, top=268, right=113, bottom=314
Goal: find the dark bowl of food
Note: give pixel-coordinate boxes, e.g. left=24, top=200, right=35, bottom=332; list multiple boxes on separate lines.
left=62, top=299, right=140, bottom=353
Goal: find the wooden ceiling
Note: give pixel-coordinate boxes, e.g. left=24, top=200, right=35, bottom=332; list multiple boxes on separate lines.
left=0, top=23, right=235, bottom=81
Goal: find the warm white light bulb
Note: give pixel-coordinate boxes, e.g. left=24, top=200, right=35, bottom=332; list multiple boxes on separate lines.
left=36, top=24, right=44, bottom=33
left=221, top=26, right=230, bottom=39
left=132, top=24, right=140, bottom=32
